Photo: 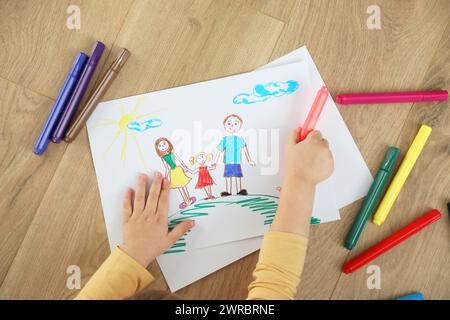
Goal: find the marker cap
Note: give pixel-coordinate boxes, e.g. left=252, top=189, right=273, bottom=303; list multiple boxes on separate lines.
left=87, top=41, right=106, bottom=66
left=111, top=49, right=130, bottom=72
left=380, top=147, right=400, bottom=172
left=70, top=52, right=89, bottom=76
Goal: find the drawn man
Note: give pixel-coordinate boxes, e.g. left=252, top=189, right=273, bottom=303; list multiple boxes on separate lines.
left=213, top=114, right=255, bottom=197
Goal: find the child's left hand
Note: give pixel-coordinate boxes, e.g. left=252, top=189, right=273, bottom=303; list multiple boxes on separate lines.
left=120, top=172, right=195, bottom=267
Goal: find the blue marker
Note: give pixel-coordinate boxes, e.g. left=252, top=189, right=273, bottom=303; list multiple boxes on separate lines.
left=34, top=52, right=88, bottom=155
left=396, top=292, right=425, bottom=300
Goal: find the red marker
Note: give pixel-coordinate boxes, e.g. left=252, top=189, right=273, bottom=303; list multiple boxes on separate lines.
left=343, top=209, right=441, bottom=274
left=298, top=86, right=329, bottom=142
left=336, top=90, right=448, bottom=105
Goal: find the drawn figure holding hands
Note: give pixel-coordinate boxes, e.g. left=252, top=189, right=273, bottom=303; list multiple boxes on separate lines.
left=155, top=137, right=196, bottom=209
left=213, top=114, right=255, bottom=197
left=188, top=152, right=216, bottom=200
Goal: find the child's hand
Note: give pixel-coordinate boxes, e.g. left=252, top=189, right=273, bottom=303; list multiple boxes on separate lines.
left=270, top=130, right=333, bottom=237
left=120, top=173, right=195, bottom=267
left=284, top=129, right=334, bottom=185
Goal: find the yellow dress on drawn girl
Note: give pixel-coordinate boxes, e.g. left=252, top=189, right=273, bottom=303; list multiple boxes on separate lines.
left=163, top=153, right=191, bottom=188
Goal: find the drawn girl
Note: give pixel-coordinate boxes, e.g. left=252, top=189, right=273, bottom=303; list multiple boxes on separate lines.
left=188, top=152, right=216, bottom=200
left=154, top=137, right=196, bottom=209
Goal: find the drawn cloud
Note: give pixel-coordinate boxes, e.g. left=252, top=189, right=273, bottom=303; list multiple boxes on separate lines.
left=233, top=80, right=299, bottom=105
left=127, top=119, right=162, bottom=132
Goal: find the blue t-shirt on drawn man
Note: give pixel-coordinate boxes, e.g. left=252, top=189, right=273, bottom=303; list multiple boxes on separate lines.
left=217, top=135, right=246, bottom=178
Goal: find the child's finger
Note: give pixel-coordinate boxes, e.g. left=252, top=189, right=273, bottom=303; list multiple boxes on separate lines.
left=145, top=172, right=163, bottom=216
left=308, top=130, right=322, bottom=140
left=156, top=178, right=170, bottom=218
left=168, top=220, right=195, bottom=244
left=288, top=128, right=299, bottom=145
left=134, top=174, right=147, bottom=214
left=122, top=188, right=133, bottom=221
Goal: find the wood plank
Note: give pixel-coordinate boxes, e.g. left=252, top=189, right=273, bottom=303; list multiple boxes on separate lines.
left=234, top=0, right=297, bottom=22
left=0, top=0, right=134, bottom=99
left=0, top=0, right=285, bottom=299
left=0, top=129, right=108, bottom=299
left=100, top=0, right=285, bottom=101
left=332, top=22, right=450, bottom=299
left=0, top=77, right=66, bottom=286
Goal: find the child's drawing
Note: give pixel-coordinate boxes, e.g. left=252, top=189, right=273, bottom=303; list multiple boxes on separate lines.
left=213, top=114, right=255, bottom=197
left=233, top=80, right=299, bottom=105
left=155, top=137, right=196, bottom=209
left=188, top=152, right=216, bottom=200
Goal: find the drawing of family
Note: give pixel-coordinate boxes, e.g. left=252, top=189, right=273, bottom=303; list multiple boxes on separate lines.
left=154, top=114, right=256, bottom=209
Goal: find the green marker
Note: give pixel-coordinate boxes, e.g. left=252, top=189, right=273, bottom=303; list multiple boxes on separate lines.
left=345, top=147, right=400, bottom=250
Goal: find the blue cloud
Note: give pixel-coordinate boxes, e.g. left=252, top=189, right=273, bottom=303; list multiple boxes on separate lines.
left=127, top=118, right=162, bottom=132
left=233, top=80, right=299, bottom=105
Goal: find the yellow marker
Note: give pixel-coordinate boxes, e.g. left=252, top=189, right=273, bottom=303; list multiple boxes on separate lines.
left=373, top=125, right=432, bottom=226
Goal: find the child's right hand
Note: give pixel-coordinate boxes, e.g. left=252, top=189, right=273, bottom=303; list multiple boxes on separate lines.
left=284, top=129, right=334, bottom=185
left=270, top=130, right=333, bottom=237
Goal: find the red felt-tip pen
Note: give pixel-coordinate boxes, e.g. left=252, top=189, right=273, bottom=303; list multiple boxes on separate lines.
left=336, top=90, right=448, bottom=105
left=343, top=209, right=441, bottom=274
left=298, top=86, right=329, bottom=142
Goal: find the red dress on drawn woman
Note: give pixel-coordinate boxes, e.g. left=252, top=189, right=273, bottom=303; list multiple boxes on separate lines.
left=195, top=166, right=215, bottom=189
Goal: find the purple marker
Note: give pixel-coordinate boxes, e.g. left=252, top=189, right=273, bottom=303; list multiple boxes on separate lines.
left=52, top=41, right=105, bottom=143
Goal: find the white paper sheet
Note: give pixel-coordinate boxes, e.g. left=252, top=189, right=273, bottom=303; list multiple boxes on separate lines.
left=87, top=61, right=340, bottom=253
left=87, top=46, right=372, bottom=292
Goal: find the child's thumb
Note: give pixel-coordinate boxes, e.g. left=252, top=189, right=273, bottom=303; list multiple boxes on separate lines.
left=168, top=220, right=195, bottom=243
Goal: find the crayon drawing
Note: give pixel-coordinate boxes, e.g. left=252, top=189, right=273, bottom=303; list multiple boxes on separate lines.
left=188, top=152, right=216, bottom=200
left=155, top=137, right=196, bottom=209
left=87, top=60, right=346, bottom=256
left=128, top=118, right=162, bottom=132
left=233, top=80, right=299, bottom=105
left=213, top=114, right=255, bottom=196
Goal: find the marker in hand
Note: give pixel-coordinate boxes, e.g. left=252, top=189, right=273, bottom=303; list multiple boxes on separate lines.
left=298, top=86, right=329, bottom=142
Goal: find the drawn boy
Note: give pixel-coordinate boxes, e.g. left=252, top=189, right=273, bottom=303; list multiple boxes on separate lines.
left=213, top=114, right=255, bottom=197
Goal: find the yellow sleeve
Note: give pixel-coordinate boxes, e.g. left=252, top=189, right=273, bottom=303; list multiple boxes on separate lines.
left=75, top=247, right=155, bottom=300
left=247, top=231, right=308, bottom=300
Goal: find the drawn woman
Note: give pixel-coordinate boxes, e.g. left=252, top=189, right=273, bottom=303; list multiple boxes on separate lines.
left=154, top=137, right=196, bottom=209
left=188, top=152, right=216, bottom=200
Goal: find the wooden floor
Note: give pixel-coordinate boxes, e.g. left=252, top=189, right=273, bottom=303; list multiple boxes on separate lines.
left=0, top=0, right=449, bottom=300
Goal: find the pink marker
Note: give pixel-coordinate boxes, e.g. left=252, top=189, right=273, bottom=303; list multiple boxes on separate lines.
left=336, top=90, right=448, bottom=105
left=298, top=86, right=329, bottom=141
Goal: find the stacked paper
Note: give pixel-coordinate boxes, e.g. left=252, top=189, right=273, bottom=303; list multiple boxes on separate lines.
left=87, top=46, right=372, bottom=291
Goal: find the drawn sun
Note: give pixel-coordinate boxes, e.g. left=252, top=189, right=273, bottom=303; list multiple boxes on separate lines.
left=94, top=97, right=163, bottom=168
